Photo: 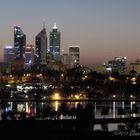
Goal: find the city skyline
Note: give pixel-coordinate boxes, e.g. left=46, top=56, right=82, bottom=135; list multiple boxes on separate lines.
left=0, top=0, right=140, bottom=67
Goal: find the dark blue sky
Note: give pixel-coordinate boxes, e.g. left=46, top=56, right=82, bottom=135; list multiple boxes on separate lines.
left=0, top=0, right=140, bottom=67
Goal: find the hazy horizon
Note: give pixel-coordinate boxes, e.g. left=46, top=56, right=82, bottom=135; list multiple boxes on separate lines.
left=0, top=0, right=140, bottom=67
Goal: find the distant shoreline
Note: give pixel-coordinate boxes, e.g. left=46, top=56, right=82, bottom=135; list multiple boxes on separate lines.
left=0, top=98, right=140, bottom=102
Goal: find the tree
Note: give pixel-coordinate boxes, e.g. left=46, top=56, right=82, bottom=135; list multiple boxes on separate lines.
left=58, top=102, right=68, bottom=116
left=118, top=108, right=125, bottom=118
left=101, top=107, right=109, bottom=118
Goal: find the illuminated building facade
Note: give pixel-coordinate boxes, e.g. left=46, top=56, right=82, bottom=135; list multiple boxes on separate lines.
left=25, top=45, right=34, bottom=69
left=129, top=59, right=140, bottom=74
left=107, top=56, right=127, bottom=74
left=35, top=28, right=47, bottom=65
left=4, top=46, right=15, bottom=63
left=14, top=26, right=26, bottom=60
left=69, top=46, right=80, bottom=68
left=49, top=23, right=61, bottom=61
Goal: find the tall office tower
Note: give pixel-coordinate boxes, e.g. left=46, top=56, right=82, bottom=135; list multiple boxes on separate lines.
left=107, top=56, right=127, bottom=74
left=35, top=27, right=47, bottom=65
left=129, top=59, right=140, bottom=74
left=25, top=45, right=34, bottom=69
left=14, top=25, right=26, bottom=60
left=69, top=46, right=80, bottom=69
left=50, top=23, right=60, bottom=61
left=4, top=46, right=15, bottom=62
left=61, top=53, right=70, bottom=69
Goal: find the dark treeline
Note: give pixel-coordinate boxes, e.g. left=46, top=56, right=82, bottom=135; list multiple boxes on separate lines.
left=1, top=102, right=94, bottom=121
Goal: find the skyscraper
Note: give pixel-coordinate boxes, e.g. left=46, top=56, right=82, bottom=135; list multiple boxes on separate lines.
left=25, top=45, right=34, bottom=69
left=61, top=53, right=70, bottom=70
left=69, top=46, right=80, bottom=68
left=4, top=46, right=15, bottom=63
left=49, top=23, right=60, bottom=61
left=35, top=27, right=47, bottom=65
left=106, top=56, right=127, bottom=74
left=14, top=25, right=26, bottom=60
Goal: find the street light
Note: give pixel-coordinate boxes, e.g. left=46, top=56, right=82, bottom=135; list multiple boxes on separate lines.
left=109, top=76, right=115, bottom=81
left=75, top=94, right=80, bottom=99
left=52, top=93, right=61, bottom=100
left=82, top=75, right=88, bottom=81
left=130, top=95, right=133, bottom=98
left=113, top=95, right=116, bottom=98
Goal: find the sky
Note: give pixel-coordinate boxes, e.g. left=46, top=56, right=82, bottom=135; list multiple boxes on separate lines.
left=0, top=0, right=140, bottom=67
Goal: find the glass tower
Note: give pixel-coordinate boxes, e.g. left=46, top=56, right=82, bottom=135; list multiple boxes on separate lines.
left=14, top=26, right=26, bottom=59
left=25, top=45, right=34, bottom=69
left=4, top=46, right=15, bottom=63
left=69, top=46, right=80, bottom=68
left=35, top=28, right=47, bottom=64
left=49, top=23, right=60, bottom=61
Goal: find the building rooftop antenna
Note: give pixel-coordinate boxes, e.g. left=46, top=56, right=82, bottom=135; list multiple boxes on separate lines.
left=43, top=19, right=46, bottom=29
left=53, top=22, right=57, bottom=29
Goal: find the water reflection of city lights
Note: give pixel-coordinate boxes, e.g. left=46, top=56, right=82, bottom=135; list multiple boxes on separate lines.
left=55, top=101, right=58, bottom=112
left=113, top=102, right=116, bottom=119
left=60, top=115, right=63, bottom=120
left=75, top=102, right=79, bottom=108
left=17, top=104, right=24, bottom=112
left=122, top=101, right=125, bottom=109
left=25, top=102, right=30, bottom=113
left=94, top=102, right=97, bottom=113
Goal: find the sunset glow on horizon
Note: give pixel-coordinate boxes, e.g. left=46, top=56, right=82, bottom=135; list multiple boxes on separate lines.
left=0, top=0, right=140, bottom=67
